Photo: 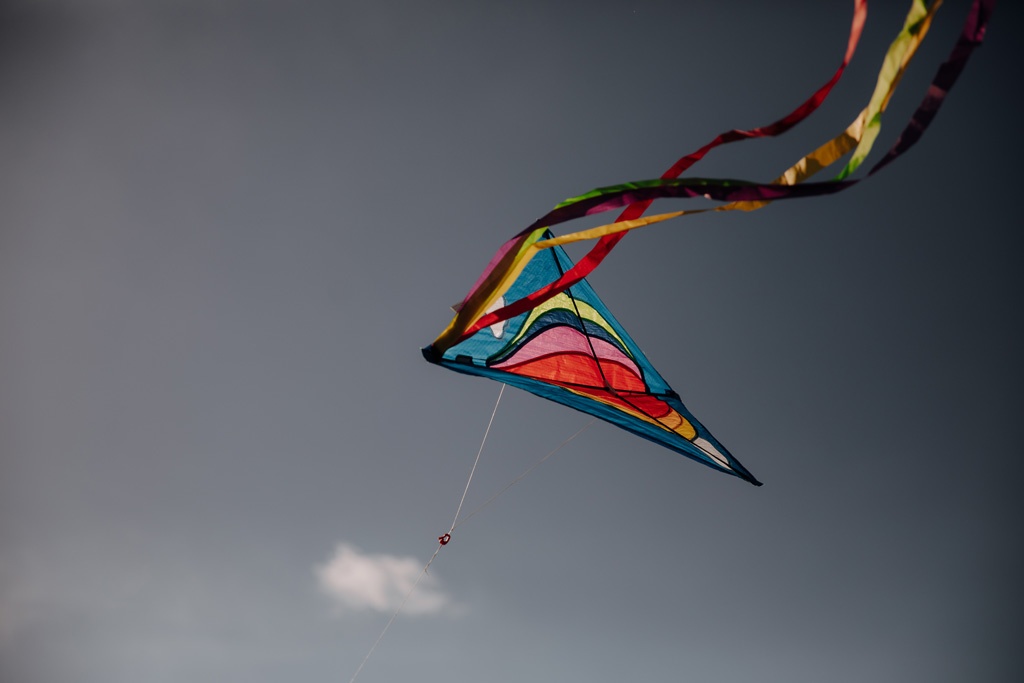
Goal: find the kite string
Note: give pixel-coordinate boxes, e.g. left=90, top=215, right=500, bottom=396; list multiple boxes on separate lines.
left=453, top=418, right=595, bottom=531
left=348, top=384, right=505, bottom=683
left=448, top=383, right=505, bottom=533
left=347, top=545, right=443, bottom=683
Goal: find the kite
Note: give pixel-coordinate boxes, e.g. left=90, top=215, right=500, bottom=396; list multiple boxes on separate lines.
left=425, top=235, right=762, bottom=485
left=422, top=0, right=994, bottom=486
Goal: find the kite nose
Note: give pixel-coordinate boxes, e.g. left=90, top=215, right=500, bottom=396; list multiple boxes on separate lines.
left=421, top=344, right=442, bottom=363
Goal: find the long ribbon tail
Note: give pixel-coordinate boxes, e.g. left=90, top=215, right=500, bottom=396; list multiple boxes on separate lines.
left=434, top=0, right=993, bottom=352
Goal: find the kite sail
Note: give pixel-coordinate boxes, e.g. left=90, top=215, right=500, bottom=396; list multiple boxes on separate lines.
left=423, top=235, right=761, bottom=485
left=422, top=0, right=993, bottom=485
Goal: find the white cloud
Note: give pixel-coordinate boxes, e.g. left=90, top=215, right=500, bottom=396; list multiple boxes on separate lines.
left=315, top=544, right=456, bottom=616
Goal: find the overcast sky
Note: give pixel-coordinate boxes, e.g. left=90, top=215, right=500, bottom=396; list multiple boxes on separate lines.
left=2, top=1, right=1021, bottom=682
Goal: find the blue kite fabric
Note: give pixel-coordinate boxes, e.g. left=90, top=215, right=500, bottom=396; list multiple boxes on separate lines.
left=423, top=235, right=762, bottom=486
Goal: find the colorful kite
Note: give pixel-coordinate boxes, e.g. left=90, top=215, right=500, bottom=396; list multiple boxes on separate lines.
left=425, top=234, right=762, bottom=485
left=422, top=0, right=994, bottom=485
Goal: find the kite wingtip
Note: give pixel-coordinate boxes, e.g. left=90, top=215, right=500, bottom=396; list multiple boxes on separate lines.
left=421, top=344, right=442, bottom=364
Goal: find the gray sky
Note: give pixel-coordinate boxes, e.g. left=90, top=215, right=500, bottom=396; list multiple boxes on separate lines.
left=2, top=1, right=1021, bottom=682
